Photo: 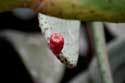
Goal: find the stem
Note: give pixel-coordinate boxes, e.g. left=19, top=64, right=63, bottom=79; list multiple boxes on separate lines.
left=91, top=22, right=113, bottom=83
left=0, top=0, right=25, bottom=12
left=0, top=0, right=125, bottom=22
left=36, top=0, right=125, bottom=22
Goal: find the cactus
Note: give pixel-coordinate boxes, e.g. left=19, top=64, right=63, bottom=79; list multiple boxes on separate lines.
left=38, top=13, right=80, bottom=68
left=0, top=0, right=125, bottom=22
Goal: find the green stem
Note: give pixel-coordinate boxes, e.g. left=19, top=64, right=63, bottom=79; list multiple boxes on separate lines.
left=0, top=0, right=125, bottom=22
left=37, top=0, right=125, bottom=22
left=91, top=22, right=113, bottom=83
left=0, top=0, right=25, bottom=12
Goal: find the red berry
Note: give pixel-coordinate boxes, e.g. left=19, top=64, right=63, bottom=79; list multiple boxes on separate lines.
left=49, top=33, right=64, bottom=56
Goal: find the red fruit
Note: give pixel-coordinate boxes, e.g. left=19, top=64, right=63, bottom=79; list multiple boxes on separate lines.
left=49, top=33, right=64, bottom=56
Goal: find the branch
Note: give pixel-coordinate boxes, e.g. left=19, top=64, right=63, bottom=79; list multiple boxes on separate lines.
left=91, top=22, right=113, bottom=83
left=0, top=0, right=125, bottom=22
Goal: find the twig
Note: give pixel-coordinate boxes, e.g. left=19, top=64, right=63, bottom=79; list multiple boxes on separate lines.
left=91, top=22, right=113, bottom=83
